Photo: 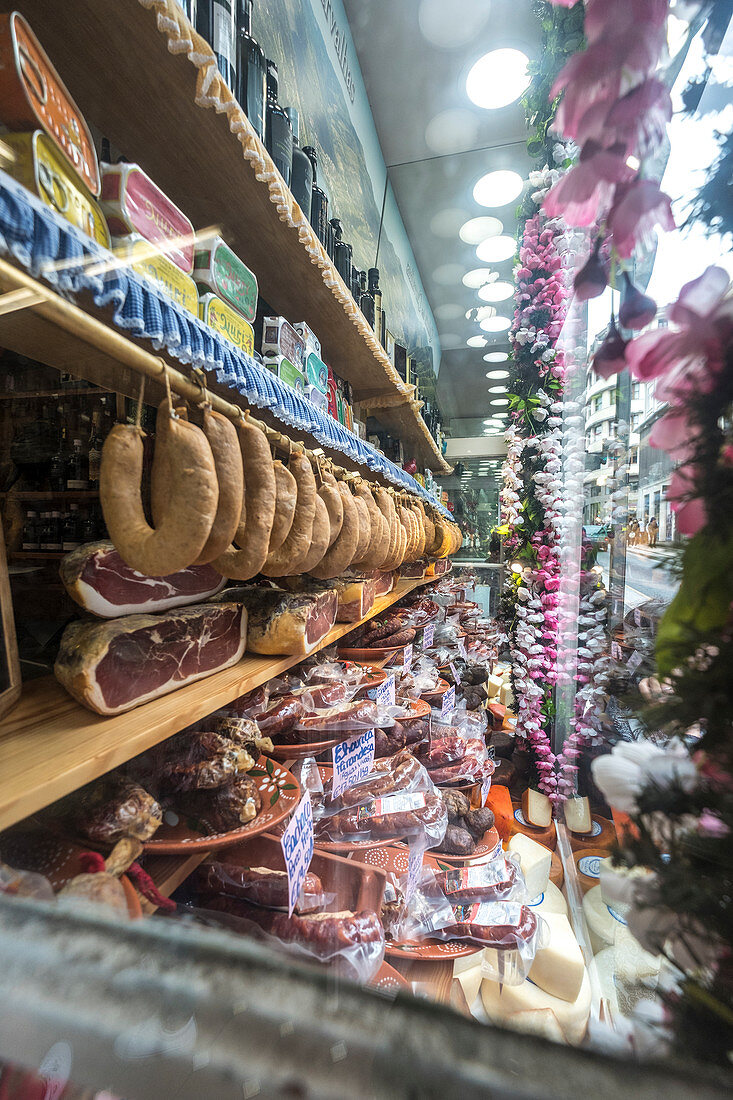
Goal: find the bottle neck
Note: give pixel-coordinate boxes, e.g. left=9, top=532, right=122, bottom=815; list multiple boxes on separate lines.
left=302, top=147, right=317, bottom=182
left=238, top=0, right=254, bottom=35
left=266, top=62, right=279, bottom=103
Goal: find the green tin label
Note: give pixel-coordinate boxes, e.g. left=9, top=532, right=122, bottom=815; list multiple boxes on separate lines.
left=194, top=240, right=258, bottom=323
left=278, top=357, right=305, bottom=394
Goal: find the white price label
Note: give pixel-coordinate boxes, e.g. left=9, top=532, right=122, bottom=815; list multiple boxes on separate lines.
left=281, top=790, right=314, bottom=916
left=422, top=623, right=435, bottom=649
left=455, top=588, right=466, bottom=601
left=403, top=643, right=413, bottom=673
left=627, top=650, right=643, bottom=674
left=611, top=641, right=622, bottom=661
left=441, top=684, right=456, bottom=717
left=406, top=842, right=426, bottom=903
left=449, top=661, right=461, bottom=685
left=458, top=638, right=467, bottom=658
left=634, top=608, right=642, bottom=627
left=374, top=674, right=395, bottom=708
left=332, top=729, right=375, bottom=800
left=481, top=773, right=492, bottom=805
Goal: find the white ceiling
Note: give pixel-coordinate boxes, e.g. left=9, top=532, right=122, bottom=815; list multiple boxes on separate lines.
left=343, top=0, right=539, bottom=436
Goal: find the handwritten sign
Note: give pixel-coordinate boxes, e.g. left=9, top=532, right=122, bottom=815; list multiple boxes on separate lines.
left=449, top=661, right=462, bottom=685
left=481, top=773, right=492, bottom=804
left=634, top=608, right=642, bottom=627
left=627, top=650, right=643, bottom=674
left=281, top=791, right=314, bottom=916
left=332, top=729, right=375, bottom=799
left=611, top=641, right=622, bottom=661
left=373, top=673, right=395, bottom=708
left=441, top=685, right=456, bottom=717
left=422, top=623, right=434, bottom=650
left=406, top=842, right=426, bottom=903
left=458, top=638, right=467, bottom=658
left=403, top=643, right=413, bottom=673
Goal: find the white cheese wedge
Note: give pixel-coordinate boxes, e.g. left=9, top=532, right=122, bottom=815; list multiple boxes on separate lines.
left=454, top=950, right=485, bottom=976
left=529, top=913, right=585, bottom=1003
left=522, top=787, right=553, bottom=828
left=508, top=833, right=552, bottom=898
left=582, top=885, right=627, bottom=953
left=503, top=1008, right=567, bottom=1044
left=487, top=674, right=503, bottom=699
left=527, top=879, right=567, bottom=916
left=564, top=795, right=592, bottom=834
left=481, top=969, right=591, bottom=1046
left=499, top=682, right=514, bottom=707
left=456, top=961, right=483, bottom=1010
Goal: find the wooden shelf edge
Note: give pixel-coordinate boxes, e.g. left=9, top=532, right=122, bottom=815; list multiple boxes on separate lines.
left=0, top=575, right=436, bottom=831
left=139, top=850, right=210, bottom=915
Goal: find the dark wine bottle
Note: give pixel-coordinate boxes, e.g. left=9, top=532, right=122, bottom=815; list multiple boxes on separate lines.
left=196, top=0, right=236, bottom=88
left=330, top=219, right=353, bottom=288
left=265, top=60, right=293, bottom=186
left=285, top=108, right=313, bottom=218
left=360, top=270, right=375, bottom=327
left=368, top=268, right=382, bottom=339
left=303, top=146, right=329, bottom=248
left=236, top=0, right=266, bottom=142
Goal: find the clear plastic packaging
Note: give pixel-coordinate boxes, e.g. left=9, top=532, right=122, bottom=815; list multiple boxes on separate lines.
left=0, top=862, right=55, bottom=901
left=322, top=747, right=432, bottom=811
left=197, top=861, right=334, bottom=914
left=433, top=855, right=527, bottom=904
left=422, top=737, right=495, bottom=787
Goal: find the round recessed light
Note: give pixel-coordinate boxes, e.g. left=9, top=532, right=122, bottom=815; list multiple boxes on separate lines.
left=459, top=215, right=503, bottom=244
left=481, top=315, right=511, bottom=333
left=419, top=0, right=490, bottom=48
left=483, top=428, right=501, bottom=435
left=462, top=267, right=494, bottom=288
left=433, top=262, right=466, bottom=284
left=434, top=302, right=464, bottom=321
left=430, top=208, right=469, bottom=238
left=466, top=49, right=531, bottom=110
left=482, top=419, right=497, bottom=425
left=484, top=351, right=509, bottom=363
left=466, top=305, right=496, bottom=322
left=466, top=335, right=487, bottom=347
left=492, top=398, right=510, bottom=406
left=476, top=236, right=517, bottom=263
left=488, top=384, right=507, bottom=393
left=425, top=108, right=480, bottom=154
left=438, top=333, right=462, bottom=349
left=478, top=280, right=514, bottom=302
left=473, top=169, right=524, bottom=208
left=486, top=370, right=510, bottom=380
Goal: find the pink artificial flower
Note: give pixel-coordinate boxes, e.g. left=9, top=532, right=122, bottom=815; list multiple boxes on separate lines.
left=619, top=272, right=657, bottom=329
left=697, top=810, right=730, bottom=839
left=722, top=444, right=733, bottom=466
left=668, top=466, right=707, bottom=536
left=605, top=78, right=672, bottom=156
left=592, top=317, right=628, bottom=378
left=572, top=242, right=608, bottom=300
left=584, top=0, right=669, bottom=46
left=606, top=178, right=675, bottom=258
left=544, top=148, right=633, bottom=226
left=649, top=410, right=697, bottom=462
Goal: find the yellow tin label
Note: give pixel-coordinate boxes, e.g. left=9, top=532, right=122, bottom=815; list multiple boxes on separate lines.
left=199, top=293, right=254, bottom=356
left=2, top=130, right=110, bottom=247
left=113, top=237, right=198, bottom=315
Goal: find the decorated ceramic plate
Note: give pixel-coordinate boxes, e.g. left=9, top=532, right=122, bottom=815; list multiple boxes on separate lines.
left=368, top=960, right=411, bottom=995
left=268, top=734, right=351, bottom=762
left=419, top=677, right=450, bottom=704
left=141, top=757, right=301, bottom=853
left=0, top=831, right=142, bottom=919
left=337, top=643, right=409, bottom=664
left=419, top=826, right=502, bottom=865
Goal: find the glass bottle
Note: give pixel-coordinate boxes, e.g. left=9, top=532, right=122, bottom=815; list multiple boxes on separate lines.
left=62, top=505, right=82, bottom=551
left=368, top=268, right=382, bottom=341
left=265, top=60, right=293, bottom=186
left=350, top=266, right=362, bottom=301
left=330, top=219, right=353, bottom=288
left=196, top=0, right=236, bottom=88
left=285, top=108, right=313, bottom=218
left=88, top=410, right=103, bottom=489
left=302, top=147, right=329, bottom=248
left=174, top=0, right=196, bottom=18
left=50, top=427, right=67, bottom=493
left=22, top=511, right=39, bottom=552
left=82, top=508, right=98, bottom=544
left=360, top=270, right=375, bottom=327
left=66, top=438, right=89, bottom=491
left=236, top=0, right=266, bottom=142
left=48, top=511, right=63, bottom=552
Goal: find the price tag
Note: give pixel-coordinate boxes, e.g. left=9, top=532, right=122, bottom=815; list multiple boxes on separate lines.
left=422, top=623, right=435, bottom=650
left=634, top=608, right=642, bottom=627
left=403, top=643, right=413, bottom=673
left=611, top=641, right=622, bottom=661
left=332, top=729, right=375, bottom=800
left=374, top=673, right=395, bottom=708
left=406, top=842, right=426, bottom=903
left=481, top=773, right=492, bottom=805
left=458, top=638, right=467, bottom=658
left=281, top=790, right=314, bottom=916
left=449, top=660, right=462, bottom=685
left=455, top=588, right=466, bottom=601
left=441, top=685, right=456, bottom=717
left=627, top=650, right=643, bottom=674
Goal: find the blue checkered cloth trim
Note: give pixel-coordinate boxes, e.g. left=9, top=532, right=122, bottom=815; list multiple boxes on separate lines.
left=0, top=168, right=450, bottom=518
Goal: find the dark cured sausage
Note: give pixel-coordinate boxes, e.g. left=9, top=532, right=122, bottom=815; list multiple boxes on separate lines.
left=199, top=864, right=324, bottom=913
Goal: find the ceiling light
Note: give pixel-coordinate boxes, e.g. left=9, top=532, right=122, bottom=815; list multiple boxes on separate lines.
left=473, top=169, right=524, bottom=208
left=483, top=428, right=501, bottom=435
left=466, top=49, right=531, bottom=110
left=476, top=236, right=516, bottom=263
left=481, top=315, right=511, bottom=332
left=486, top=369, right=510, bottom=379
left=434, top=302, right=464, bottom=321
left=462, top=268, right=494, bottom=288
left=478, top=280, right=514, bottom=302
left=425, top=108, right=480, bottom=155
left=482, top=419, right=498, bottom=425
left=488, top=385, right=507, bottom=393
left=492, top=398, right=510, bottom=406
left=430, top=208, right=469, bottom=238
left=466, top=335, right=487, bottom=347
left=484, top=351, right=509, bottom=363
left=459, top=215, right=503, bottom=244
left=433, top=262, right=466, bottom=284
left=466, top=305, right=496, bottom=322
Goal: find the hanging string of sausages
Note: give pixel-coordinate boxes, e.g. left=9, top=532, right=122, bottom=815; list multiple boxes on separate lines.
left=99, top=362, right=462, bottom=579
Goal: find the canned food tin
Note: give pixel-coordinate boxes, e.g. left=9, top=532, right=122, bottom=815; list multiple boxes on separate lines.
left=305, top=352, right=328, bottom=394
left=305, top=384, right=328, bottom=412
left=264, top=355, right=305, bottom=395
left=0, top=12, right=100, bottom=196
left=101, top=163, right=195, bottom=274
left=199, top=293, right=254, bottom=355
left=293, top=321, right=321, bottom=360
left=2, top=131, right=109, bottom=246
left=194, top=236, right=258, bottom=323
left=262, top=316, right=305, bottom=369
left=114, top=237, right=198, bottom=315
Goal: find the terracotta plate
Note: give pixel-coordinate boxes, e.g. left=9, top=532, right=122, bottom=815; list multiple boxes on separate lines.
left=368, top=960, right=411, bottom=995
left=337, top=643, right=409, bottom=664
left=0, top=831, right=142, bottom=919
left=268, top=733, right=351, bottom=762
left=420, top=827, right=502, bottom=865
left=142, top=757, right=300, bottom=853
left=420, top=677, right=450, bottom=704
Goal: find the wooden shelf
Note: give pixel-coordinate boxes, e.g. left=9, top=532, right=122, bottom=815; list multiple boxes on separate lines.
left=9, top=552, right=66, bottom=560
left=0, top=387, right=111, bottom=401
left=1, top=491, right=99, bottom=501
left=0, top=577, right=433, bottom=832
left=139, top=851, right=210, bottom=916
left=4, top=0, right=449, bottom=474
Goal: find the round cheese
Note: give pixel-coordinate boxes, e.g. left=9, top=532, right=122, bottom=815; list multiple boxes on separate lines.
left=481, top=969, right=591, bottom=1046
left=590, top=948, right=620, bottom=1022
left=573, top=848, right=611, bottom=894
left=550, top=848, right=564, bottom=889
left=582, top=884, right=627, bottom=954
left=569, top=815, right=615, bottom=853
left=509, top=803, right=557, bottom=850
left=527, top=879, right=567, bottom=917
